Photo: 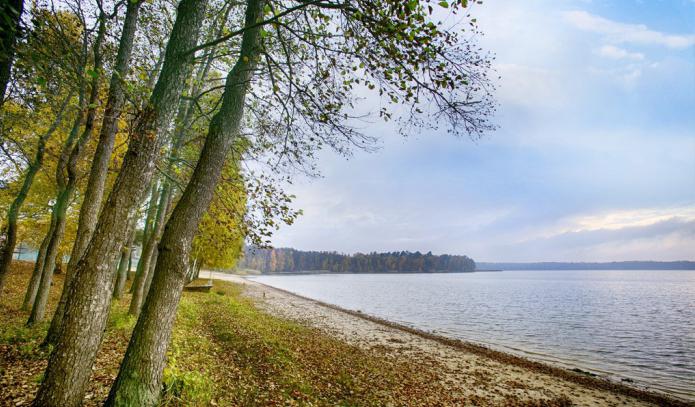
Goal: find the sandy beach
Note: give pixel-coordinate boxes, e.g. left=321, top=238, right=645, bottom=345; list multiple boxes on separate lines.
left=209, top=272, right=690, bottom=407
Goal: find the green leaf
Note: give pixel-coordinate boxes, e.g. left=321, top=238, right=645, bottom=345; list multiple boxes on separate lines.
left=438, top=1, right=449, bottom=8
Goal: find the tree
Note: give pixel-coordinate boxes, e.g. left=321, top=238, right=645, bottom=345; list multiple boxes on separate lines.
left=107, top=0, right=493, bottom=405
left=113, top=216, right=137, bottom=298
left=128, top=176, right=168, bottom=315
left=128, top=179, right=160, bottom=297
left=0, top=0, right=24, bottom=107
left=35, top=0, right=211, bottom=403
left=45, top=0, right=144, bottom=345
left=106, top=1, right=265, bottom=402
left=20, top=0, right=496, bottom=404
left=129, top=0, right=236, bottom=315
left=0, top=5, right=85, bottom=296
left=28, top=5, right=109, bottom=326
left=190, top=158, right=247, bottom=270
left=240, top=248, right=476, bottom=273
left=0, top=93, right=70, bottom=296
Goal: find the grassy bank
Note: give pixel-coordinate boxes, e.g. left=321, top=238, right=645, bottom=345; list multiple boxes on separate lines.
left=2, top=262, right=682, bottom=407
left=163, top=281, right=465, bottom=405
left=1, top=261, right=581, bottom=406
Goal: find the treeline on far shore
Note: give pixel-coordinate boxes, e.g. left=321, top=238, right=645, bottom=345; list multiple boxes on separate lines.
left=239, top=248, right=477, bottom=274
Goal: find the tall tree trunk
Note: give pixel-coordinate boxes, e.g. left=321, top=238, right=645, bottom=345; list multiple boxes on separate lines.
left=195, top=259, right=202, bottom=279
left=113, top=250, right=129, bottom=299
left=142, top=241, right=159, bottom=299
left=34, top=0, right=209, bottom=404
left=0, top=148, right=44, bottom=296
left=31, top=15, right=106, bottom=328
left=0, top=93, right=70, bottom=296
left=114, top=217, right=137, bottom=299
left=128, top=181, right=160, bottom=302
left=129, top=144, right=180, bottom=315
left=27, top=190, right=69, bottom=325
left=128, top=3, right=228, bottom=312
left=126, top=21, right=221, bottom=314
left=0, top=0, right=23, bottom=107
left=21, top=224, right=51, bottom=310
left=125, top=20, right=209, bottom=305
left=106, top=1, right=263, bottom=404
left=65, top=0, right=143, bottom=278
left=28, top=134, right=79, bottom=325
left=126, top=246, right=133, bottom=280
left=128, top=215, right=160, bottom=315
left=47, top=2, right=128, bottom=341
left=49, top=0, right=143, bottom=327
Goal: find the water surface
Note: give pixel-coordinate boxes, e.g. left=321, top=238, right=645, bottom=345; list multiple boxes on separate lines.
left=250, top=270, right=695, bottom=400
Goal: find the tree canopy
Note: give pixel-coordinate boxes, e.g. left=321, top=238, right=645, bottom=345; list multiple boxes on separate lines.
left=0, top=0, right=496, bottom=404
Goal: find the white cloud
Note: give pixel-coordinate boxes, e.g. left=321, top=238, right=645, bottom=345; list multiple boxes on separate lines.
left=563, top=10, right=695, bottom=49
left=561, top=206, right=695, bottom=233
left=267, top=1, right=695, bottom=263
left=507, top=216, right=695, bottom=262
left=595, top=45, right=645, bottom=61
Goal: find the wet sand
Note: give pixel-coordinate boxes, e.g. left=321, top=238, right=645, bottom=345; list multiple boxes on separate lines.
left=208, top=272, right=690, bottom=407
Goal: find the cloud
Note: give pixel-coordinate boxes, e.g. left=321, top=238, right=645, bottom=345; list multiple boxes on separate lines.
left=563, top=10, right=695, bottom=49
left=566, top=206, right=695, bottom=232
left=595, top=45, right=645, bottom=61
left=268, top=1, right=695, bottom=263
left=507, top=216, right=695, bottom=261
left=550, top=217, right=695, bottom=246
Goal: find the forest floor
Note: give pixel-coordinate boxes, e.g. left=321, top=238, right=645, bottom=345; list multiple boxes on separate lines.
left=0, top=262, right=688, bottom=406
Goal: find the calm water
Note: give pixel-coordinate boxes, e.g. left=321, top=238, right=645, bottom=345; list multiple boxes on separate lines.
left=250, top=270, right=695, bottom=400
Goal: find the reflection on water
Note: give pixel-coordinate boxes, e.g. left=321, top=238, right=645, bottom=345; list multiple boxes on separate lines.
left=251, top=270, right=695, bottom=400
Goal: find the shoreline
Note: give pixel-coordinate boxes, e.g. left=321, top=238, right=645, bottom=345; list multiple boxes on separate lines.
left=210, top=272, right=692, bottom=407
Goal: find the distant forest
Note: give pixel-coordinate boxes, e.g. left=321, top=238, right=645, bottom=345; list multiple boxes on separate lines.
left=239, top=248, right=476, bottom=273
left=477, top=261, right=695, bottom=270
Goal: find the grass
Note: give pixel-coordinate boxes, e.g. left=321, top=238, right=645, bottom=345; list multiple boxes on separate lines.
left=164, top=280, right=470, bottom=406
left=0, top=262, right=460, bottom=406
left=0, top=262, right=578, bottom=406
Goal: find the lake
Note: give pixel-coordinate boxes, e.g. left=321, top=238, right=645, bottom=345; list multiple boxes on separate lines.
left=250, top=270, right=695, bottom=400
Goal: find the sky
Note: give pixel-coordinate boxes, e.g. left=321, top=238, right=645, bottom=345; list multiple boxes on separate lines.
left=268, top=0, right=695, bottom=262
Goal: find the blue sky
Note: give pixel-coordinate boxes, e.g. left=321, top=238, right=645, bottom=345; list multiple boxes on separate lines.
left=269, top=0, right=695, bottom=262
